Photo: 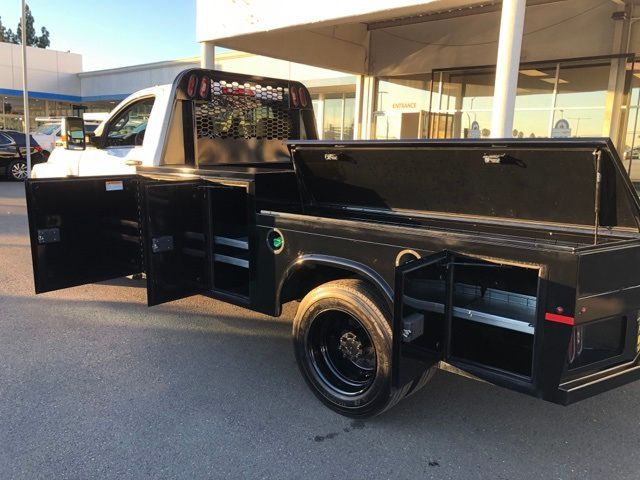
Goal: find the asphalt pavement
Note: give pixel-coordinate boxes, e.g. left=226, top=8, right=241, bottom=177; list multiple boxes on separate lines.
left=1, top=180, right=639, bottom=479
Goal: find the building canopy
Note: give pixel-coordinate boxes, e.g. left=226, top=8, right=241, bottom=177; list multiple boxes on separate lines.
left=196, top=0, right=631, bottom=76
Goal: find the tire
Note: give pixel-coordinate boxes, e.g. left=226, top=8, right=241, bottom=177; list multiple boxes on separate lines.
left=292, top=278, right=434, bottom=417
left=7, top=159, right=27, bottom=181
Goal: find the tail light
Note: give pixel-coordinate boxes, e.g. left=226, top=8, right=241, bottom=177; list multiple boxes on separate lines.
left=34, top=145, right=43, bottom=153
left=290, top=88, right=299, bottom=107
left=298, top=87, right=308, bottom=107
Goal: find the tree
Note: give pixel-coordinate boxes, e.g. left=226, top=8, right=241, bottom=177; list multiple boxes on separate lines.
left=5, top=28, right=18, bottom=44
left=16, top=5, right=37, bottom=46
left=0, top=16, right=17, bottom=43
left=35, top=26, right=49, bottom=48
left=0, top=4, right=51, bottom=48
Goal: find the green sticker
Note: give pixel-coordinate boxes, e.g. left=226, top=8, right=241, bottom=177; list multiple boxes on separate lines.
left=272, top=236, right=283, bottom=249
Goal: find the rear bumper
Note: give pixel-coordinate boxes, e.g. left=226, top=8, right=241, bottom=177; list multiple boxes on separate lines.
left=557, top=354, right=640, bottom=404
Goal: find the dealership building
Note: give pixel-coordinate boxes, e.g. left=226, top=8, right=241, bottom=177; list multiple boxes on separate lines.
left=0, top=42, right=358, bottom=141
left=2, top=0, right=640, bottom=158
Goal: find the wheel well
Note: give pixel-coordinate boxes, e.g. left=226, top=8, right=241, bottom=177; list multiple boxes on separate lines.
left=278, top=261, right=392, bottom=314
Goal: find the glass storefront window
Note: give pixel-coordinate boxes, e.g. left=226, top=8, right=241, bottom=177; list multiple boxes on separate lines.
left=515, top=68, right=556, bottom=109
left=374, top=77, right=430, bottom=139
left=311, top=95, right=322, bottom=135
left=623, top=65, right=640, bottom=175
left=0, top=97, right=117, bottom=133
left=380, top=58, right=614, bottom=141
left=512, top=110, right=552, bottom=138
left=323, top=95, right=344, bottom=140
left=1, top=95, right=25, bottom=131
left=343, top=95, right=355, bottom=140
left=555, top=64, right=610, bottom=109
left=312, top=92, right=356, bottom=141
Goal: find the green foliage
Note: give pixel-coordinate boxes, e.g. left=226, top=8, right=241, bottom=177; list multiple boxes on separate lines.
left=36, top=26, right=49, bottom=48
left=0, top=16, right=18, bottom=43
left=1, top=4, right=50, bottom=48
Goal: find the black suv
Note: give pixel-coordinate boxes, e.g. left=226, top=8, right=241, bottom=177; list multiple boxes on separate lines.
left=0, top=131, right=46, bottom=181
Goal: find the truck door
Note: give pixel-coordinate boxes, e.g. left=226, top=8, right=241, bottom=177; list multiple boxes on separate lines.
left=143, top=181, right=208, bottom=306
left=78, top=96, right=156, bottom=177
left=394, top=251, right=539, bottom=387
left=26, top=176, right=143, bottom=293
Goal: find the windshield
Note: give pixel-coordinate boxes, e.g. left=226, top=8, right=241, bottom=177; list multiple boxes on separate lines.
left=34, top=123, right=59, bottom=135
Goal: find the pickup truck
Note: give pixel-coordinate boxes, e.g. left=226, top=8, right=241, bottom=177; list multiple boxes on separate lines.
left=31, top=85, right=174, bottom=178
left=25, top=68, right=640, bottom=417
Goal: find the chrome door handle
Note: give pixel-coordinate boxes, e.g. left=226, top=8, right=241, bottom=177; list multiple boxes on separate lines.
left=125, top=160, right=143, bottom=166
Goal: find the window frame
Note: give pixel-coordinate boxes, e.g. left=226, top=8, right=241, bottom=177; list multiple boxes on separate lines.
left=101, top=95, right=156, bottom=149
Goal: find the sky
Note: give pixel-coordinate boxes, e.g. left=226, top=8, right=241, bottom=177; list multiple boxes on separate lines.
left=2, top=0, right=201, bottom=71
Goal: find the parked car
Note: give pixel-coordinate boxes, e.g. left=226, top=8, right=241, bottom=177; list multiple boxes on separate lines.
left=32, top=119, right=103, bottom=155
left=0, top=131, right=46, bottom=181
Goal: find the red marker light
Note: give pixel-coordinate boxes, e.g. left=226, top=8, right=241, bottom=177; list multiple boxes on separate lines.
left=290, top=88, right=299, bottom=107
left=199, top=77, right=209, bottom=98
left=186, top=74, right=197, bottom=98
left=298, top=87, right=307, bottom=107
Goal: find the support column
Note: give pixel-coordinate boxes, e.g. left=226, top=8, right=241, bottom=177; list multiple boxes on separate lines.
left=316, top=93, right=325, bottom=140
left=354, top=75, right=376, bottom=140
left=200, top=41, right=216, bottom=69
left=604, top=4, right=632, bottom=149
left=490, top=0, right=526, bottom=138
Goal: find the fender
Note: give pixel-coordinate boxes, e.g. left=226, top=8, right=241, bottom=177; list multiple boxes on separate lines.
left=276, top=253, right=393, bottom=313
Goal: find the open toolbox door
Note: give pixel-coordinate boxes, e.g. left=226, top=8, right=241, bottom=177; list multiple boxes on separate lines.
left=393, top=251, right=451, bottom=387
left=143, top=181, right=208, bottom=306
left=394, top=250, right=540, bottom=388
left=25, top=176, right=143, bottom=293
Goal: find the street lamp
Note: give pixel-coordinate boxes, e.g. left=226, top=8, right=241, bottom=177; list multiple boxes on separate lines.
left=20, top=0, right=32, bottom=178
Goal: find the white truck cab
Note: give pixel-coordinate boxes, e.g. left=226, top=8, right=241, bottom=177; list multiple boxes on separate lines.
left=32, top=85, right=173, bottom=178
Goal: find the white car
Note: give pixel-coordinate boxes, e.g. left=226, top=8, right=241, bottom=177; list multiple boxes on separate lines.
left=32, top=119, right=104, bottom=155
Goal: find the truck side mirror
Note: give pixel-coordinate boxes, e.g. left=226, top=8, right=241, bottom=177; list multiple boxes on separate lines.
left=61, top=116, right=86, bottom=151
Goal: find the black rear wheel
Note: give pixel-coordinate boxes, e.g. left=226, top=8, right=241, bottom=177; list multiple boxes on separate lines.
left=307, top=308, right=377, bottom=397
left=293, top=279, right=434, bottom=417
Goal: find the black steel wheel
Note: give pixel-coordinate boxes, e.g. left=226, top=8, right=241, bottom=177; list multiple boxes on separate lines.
left=307, top=308, right=377, bottom=397
left=293, top=279, right=432, bottom=417
left=7, top=159, right=28, bottom=181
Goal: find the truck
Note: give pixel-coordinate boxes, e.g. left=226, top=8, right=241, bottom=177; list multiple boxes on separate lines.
left=25, top=68, right=640, bottom=417
left=30, top=81, right=200, bottom=178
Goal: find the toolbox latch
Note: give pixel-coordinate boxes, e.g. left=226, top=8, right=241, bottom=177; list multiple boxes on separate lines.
left=151, top=236, right=174, bottom=253
left=37, top=228, right=60, bottom=244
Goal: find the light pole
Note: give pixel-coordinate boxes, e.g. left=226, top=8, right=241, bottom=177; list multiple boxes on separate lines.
left=21, top=0, right=31, bottom=178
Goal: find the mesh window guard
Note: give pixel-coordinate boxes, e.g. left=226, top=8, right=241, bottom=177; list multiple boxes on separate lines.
left=195, top=80, right=294, bottom=141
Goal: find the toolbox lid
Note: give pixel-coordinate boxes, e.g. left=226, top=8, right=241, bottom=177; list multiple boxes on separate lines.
left=289, top=138, right=640, bottom=232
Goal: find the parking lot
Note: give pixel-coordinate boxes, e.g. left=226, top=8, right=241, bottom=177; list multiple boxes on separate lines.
left=1, top=180, right=639, bottom=479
